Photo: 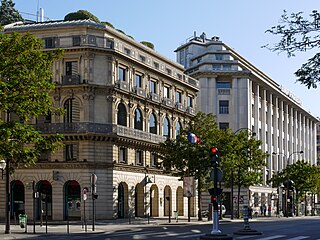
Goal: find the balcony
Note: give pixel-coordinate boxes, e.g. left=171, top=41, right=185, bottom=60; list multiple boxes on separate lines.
left=134, top=87, right=147, bottom=98
left=187, top=106, right=195, bottom=115
left=150, top=93, right=160, bottom=103
left=117, top=81, right=129, bottom=91
left=176, top=102, right=185, bottom=111
left=34, top=122, right=166, bottom=144
left=62, top=75, right=81, bottom=85
left=163, top=98, right=173, bottom=107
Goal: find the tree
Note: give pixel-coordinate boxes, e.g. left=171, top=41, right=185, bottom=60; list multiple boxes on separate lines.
left=159, top=112, right=225, bottom=220
left=140, top=41, right=155, bottom=50
left=222, top=130, right=268, bottom=218
left=64, top=10, right=100, bottom=23
left=0, top=0, right=23, bottom=26
left=268, top=160, right=320, bottom=216
left=0, top=32, right=64, bottom=173
left=264, top=10, right=320, bottom=89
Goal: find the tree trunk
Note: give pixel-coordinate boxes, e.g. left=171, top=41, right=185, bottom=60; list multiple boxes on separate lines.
left=237, top=182, right=241, bottom=218
left=197, top=178, right=202, bottom=221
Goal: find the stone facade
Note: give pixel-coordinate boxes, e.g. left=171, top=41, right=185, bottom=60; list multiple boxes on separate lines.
left=1, top=20, right=199, bottom=221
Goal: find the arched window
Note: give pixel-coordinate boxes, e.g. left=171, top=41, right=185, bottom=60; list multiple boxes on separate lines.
left=117, top=103, right=127, bottom=126
left=163, top=117, right=170, bottom=139
left=176, top=121, right=182, bottom=138
left=64, top=98, right=80, bottom=123
left=149, top=113, right=157, bottom=134
left=134, top=108, right=143, bottom=130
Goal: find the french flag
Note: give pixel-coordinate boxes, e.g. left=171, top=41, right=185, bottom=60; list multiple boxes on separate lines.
left=187, top=132, right=200, bottom=144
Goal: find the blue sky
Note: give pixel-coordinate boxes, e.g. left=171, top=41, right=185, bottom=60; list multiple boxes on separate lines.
left=13, top=0, right=320, bottom=117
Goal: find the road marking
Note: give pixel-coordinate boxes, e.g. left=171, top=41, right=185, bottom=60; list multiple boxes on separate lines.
left=286, top=237, right=310, bottom=240
left=235, top=235, right=259, bottom=239
left=253, top=236, right=286, bottom=240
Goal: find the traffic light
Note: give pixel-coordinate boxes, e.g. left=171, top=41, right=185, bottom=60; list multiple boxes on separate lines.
left=211, top=196, right=218, bottom=207
left=209, top=147, right=220, bottom=165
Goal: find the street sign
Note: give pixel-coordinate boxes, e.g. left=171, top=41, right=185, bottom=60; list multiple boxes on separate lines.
left=83, top=187, right=88, bottom=201
left=91, top=174, right=97, bottom=194
left=210, top=168, right=223, bottom=182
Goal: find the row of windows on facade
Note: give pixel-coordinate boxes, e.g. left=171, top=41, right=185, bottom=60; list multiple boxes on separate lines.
left=65, top=145, right=158, bottom=167
left=251, top=104, right=312, bottom=131
left=117, top=103, right=182, bottom=138
left=45, top=35, right=181, bottom=79
left=38, top=99, right=182, bottom=139
left=41, top=144, right=158, bottom=167
left=118, top=66, right=194, bottom=108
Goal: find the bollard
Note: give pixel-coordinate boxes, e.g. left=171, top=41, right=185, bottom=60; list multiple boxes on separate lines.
left=234, top=206, right=262, bottom=236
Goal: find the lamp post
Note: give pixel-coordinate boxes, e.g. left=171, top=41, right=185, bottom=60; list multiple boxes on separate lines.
left=0, top=158, right=10, bottom=234
left=272, top=150, right=303, bottom=217
left=232, top=128, right=256, bottom=219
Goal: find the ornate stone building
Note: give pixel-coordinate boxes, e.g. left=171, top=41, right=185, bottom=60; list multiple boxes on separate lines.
left=175, top=32, right=318, bottom=215
left=1, top=20, right=199, bottom=221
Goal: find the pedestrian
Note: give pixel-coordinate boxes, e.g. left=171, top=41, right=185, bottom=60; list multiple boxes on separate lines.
left=268, top=204, right=271, bottom=217
left=263, top=204, right=267, bottom=216
left=248, top=206, right=253, bottom=219
left=260, top=205, right=263, bottom=216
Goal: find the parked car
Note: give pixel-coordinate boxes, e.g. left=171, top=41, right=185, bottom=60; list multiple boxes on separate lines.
left=201, top=205, right=226, bottom=217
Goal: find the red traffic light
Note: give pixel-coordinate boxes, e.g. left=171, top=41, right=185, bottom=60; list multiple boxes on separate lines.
left=210, top=147, right=218, bottom=153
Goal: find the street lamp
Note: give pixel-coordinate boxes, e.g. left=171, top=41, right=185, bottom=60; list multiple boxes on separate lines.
left=272, top=150, right=303, bottom=217
left=232, top=128, right=256, bottom=220
left=0, top=157, right=10, bottom=233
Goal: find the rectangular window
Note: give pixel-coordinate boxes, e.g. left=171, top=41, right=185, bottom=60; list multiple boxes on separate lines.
left=118, top=67, right=126, bottom=81
left=219, top=122, right=229, bottom=130
left=135, top=74, right=142, bottom=88
left=65, top=144, right=78, bottom=161
left=176, top=91, right=182, bottom=103
left=72, top=36, right=81, bottom=46
left=216, top=81, right=231, bottom=88
left=124, top=48, right=131, bottom=55
left=216, top=55, right=223, bottom=60
left=44, top=37, right=55, bottom=48
left=150, top=153, right=158, bottom=167
left=163, top=86, right=170, bottom=98
left=188, top=96, right=193, bottom=107
left=150, top=80, right=157, bottom=93
left=66, top=61, right=78, bottom=76
left=88, top=35, right=96, bottom=45
left=106, top=39, right=114, bottom=48
left=219, top=100, right=229, bottom=114
left=119, top=147, right=127, bottom=163
left=166, top=68, right=172, bottom=75
left=212, top=64, right=221, bottom=70
left=139, top=55, right=146, bottom=62
left=136, top=150, right=143, bottom=165
left=154, top=62, right=159, bottom=69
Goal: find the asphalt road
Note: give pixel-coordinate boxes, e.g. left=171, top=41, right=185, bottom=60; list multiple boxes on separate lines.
left=1, top=216, right=320, bottom=239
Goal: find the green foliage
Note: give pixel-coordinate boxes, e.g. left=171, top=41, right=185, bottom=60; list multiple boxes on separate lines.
left=222, top=130, right=268, bottom=188
left=0, top=0, right=23, bottom=26
left=264, top=10, right=320, bottom=89
left=140, top=41, right=155, bottom=50
left=268, top=160, right=320, bottom=198
left=64, top=10, right=100, bottom=22
left=0, top=32, right=64, bottom=173
left=159, top=112, right=220, bottom=186
left=101, top=21, right=115, bottom=28
left=116, top=28, right=126, bottom=34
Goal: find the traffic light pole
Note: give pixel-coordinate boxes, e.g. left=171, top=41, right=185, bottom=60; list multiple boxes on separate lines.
left=211, top=162, right=221, bottom=235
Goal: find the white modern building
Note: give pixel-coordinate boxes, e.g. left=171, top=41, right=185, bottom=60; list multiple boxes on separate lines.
left=175, top=32, right=319, bottom=215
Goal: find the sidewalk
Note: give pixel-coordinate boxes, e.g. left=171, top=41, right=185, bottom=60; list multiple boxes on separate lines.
left=0, top=215, right=318, bottom=239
